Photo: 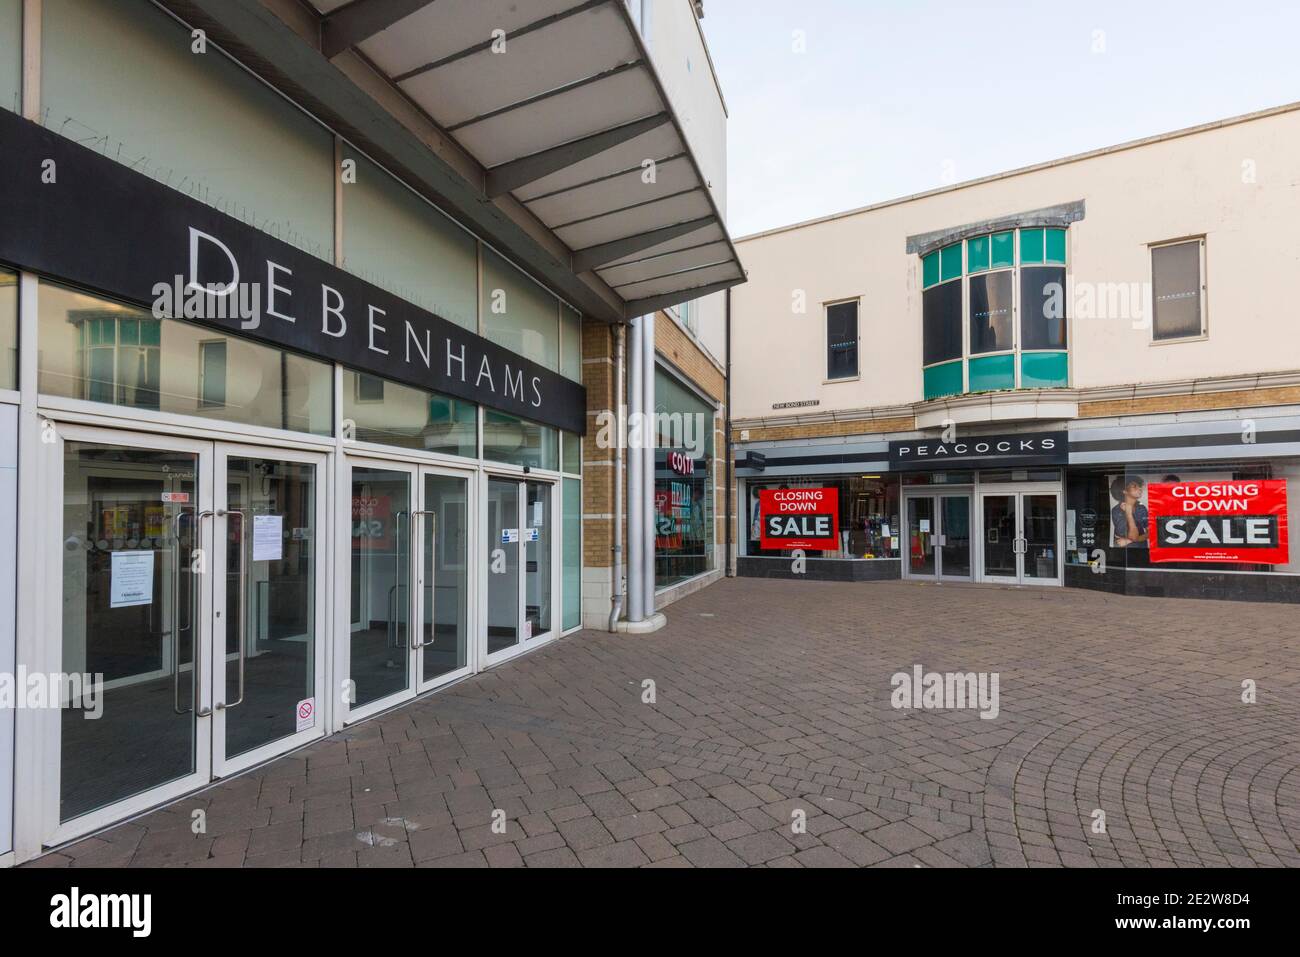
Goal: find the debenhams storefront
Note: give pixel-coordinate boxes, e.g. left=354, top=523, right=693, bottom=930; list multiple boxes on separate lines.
left=0, top=3, right=597, bottom=859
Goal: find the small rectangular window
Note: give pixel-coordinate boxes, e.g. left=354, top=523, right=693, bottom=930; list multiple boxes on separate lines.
left=198, top=340, right=227, bottom=408
left=826, top=300, right=859, bottom=379
left=355, top=373, right=385, bottom=403
left=1151, top=239, right=1204, bottom=340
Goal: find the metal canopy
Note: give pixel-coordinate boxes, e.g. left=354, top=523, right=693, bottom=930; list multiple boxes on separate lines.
left=314, top=0, right=745, bottom=318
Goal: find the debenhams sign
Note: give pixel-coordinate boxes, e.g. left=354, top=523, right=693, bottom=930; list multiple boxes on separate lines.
left=0, top=110, right=586, bottom=434
left=889, top=431, right=1068, bottom=471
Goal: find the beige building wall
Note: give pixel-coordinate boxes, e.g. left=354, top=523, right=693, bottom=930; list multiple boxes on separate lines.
left=731, top=103, right=1300, bottom=423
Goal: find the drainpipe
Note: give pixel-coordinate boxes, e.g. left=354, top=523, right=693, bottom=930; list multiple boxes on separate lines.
left=608, top=323, right=625, bottom=631
left=626, top=314, right=644, bottom=622
left=642, top=312, right=656, bottom=615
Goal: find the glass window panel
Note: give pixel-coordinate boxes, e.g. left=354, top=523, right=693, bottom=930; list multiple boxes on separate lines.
left=1152, top=241, right=1203, bottom=340
left=422, top=473, right=469, bottom=682
left=0, top=0, right=18, bottom=114
left=940, top=243, right=963, bottom=282
left=39, top=282, right=334, bottom=434
left=969, top=271, right=1014, bottom=353
left=1045, top=228, right=1067, bottom=264
left=655, top=449, right=711, bottom=587
left=42, top=0, right=334, bottom=259
left=563, top=477, right=581, bottom=631
left=561, top=430, right=581, bottom=475
left=198, top=340, right=227, bottom=408
left=991, top=231, right=1015, bottom=269
left=483, top=409, right=558, bottom=470
left=486, top=477, right=520, bottom=653
left=341, top=369, right=477, bottom=457
left=826, top=300, right=858, bottom=379
left=922, top=251, right=941, bottom=289
left=341, top=147, right=478, bottom=331
left=525, top=481, right=551, bottom=637
left=1020, top=228, right=1044, bottom=264
left=0, top=268, right=16, bottom=389
left=966, top=235, right=989, bottom=273
left=482, top=248, right=559, bottom=371
left=1020, top=266, right=1068, bottom=350
left=560, top=306, right=582, bottom=381
left=922, top=280, right=962, bottom=365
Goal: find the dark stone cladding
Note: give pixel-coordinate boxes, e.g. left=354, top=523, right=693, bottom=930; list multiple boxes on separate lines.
left=737, top=557, right=901, bottom=582
left=1065, top=564, right=1300, bottom=604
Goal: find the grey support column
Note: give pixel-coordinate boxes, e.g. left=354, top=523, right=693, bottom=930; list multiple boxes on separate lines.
left=626, top=314, right=644, bottom=623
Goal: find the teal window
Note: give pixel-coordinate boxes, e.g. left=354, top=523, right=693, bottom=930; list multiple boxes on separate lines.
left=919, top=225, right=1071, bottom=399
left=562, top=477, right=581, bottom=631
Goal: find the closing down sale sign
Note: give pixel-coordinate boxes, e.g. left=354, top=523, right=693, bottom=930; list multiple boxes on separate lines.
left=1147, top=480, right=1289, bottom=564
left=759, top=488, right=839, bottom=551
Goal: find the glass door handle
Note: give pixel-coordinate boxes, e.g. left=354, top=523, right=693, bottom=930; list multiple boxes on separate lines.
left=410, top=509, right=437, bottom=650
left=173, top=509, right=214, bottom=716
left=215, top=509, right=248, bottom=711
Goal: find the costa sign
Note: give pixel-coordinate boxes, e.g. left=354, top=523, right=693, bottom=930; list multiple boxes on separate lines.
left=758, top=488, right=839, bottom=551
left=1147, top=480, right=1289, bottom=564
left=667, top=451, right=695, bottom=476
left=889, top=431, right=1067, bottom=471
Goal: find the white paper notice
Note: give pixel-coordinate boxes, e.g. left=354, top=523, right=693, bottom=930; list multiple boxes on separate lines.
left=919, top=519, right=931, bottom=532
left=523, top=620, right=532, bottom=641
left=252, top=514, right=283, bottom=561
left=110, top=551, right=154, bottom=608
left=501, top=528, right=519, bottom=544
left=532, top=501, right=543, bottom=526
left=526, top=528, right=539, bottom=542
left=295, top=697, right=316, bottom=732
left=881, top=524, right=891, bottom=538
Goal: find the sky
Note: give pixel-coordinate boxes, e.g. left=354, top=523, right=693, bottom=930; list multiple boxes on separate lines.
left=698, top=0, right=1300, bottom=237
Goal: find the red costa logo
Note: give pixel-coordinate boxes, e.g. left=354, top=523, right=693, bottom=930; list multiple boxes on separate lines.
left=668, top=452, right=694, bottom=476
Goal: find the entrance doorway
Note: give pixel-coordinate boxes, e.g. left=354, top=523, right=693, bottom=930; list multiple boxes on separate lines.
left=345, top=458, right=474, bottom=722
left=980, top=490, right=1062, bottom=585
left=904, top=492, right=973, bottom=580
left=485, top=476, right=555, bottom=664
left=49, top=425, right=326, bottom=843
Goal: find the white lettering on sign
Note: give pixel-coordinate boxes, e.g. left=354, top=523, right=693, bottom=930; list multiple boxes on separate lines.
left=1161, top=518, right=1274, bottom=546
left=668, top=451, right=695, bottom=476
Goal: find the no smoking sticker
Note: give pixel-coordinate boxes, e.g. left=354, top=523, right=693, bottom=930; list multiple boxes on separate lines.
left=296, top=697, right=316, bottom=732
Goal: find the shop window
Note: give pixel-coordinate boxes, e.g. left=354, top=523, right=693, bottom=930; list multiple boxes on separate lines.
left=38, top=281, right=334, bottom=435
left=561, top=430, right=582, bottom=475
left=483, top=409, right=558, bottom=470
left=42, top=0, right=335, bottom=259
left=826, top=300, right=859, bottom=379
left=922, top=276, right=962, bottom=365
left=0, top=0, right=18, bottom=115
left=0, top=267, right=16, bottom=390
left=654, top=366, right=716, bottom=588
left=342, top=368, right=477, bottom=457
left=562, top=477, right=581, bottom=630
left=1151, top=238, right=1206, bottom=341
left=746, top=476, right=900, bottom=560
left=481, top=248, right=560, bottom=372
left=341, top=147, right=478, bottom=332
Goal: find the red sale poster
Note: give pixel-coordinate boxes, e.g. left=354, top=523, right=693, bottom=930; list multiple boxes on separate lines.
left=1147, top=480, right=1288, bottom=564
left=758, top=488, right=839, bottom=551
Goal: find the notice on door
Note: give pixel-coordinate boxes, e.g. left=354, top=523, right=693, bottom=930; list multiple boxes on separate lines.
left=252, top=514, right=284, bottom=561
left=1148, top=480, right=1289, bottom=564
left=110, top=551, right=154, bottom=608
left=296, top=697, right=316, bottom=732
left=758, top=488, right=839, bottom=551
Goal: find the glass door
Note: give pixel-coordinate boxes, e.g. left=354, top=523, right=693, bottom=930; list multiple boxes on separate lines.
left=979, top=491, right=1061, bottom=585
left=484, top=476, right=555, bottom=664
left=938, top=494, right=973, bottom=580
left=212, top=445, right=326, bottom=776
left=55, top=432, right=213, bottom=837
left=51, top=427, right=327, bottom=842
left=416, top=469, right=472, bottom=691
left=906, top=496, right=936, bottom=577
